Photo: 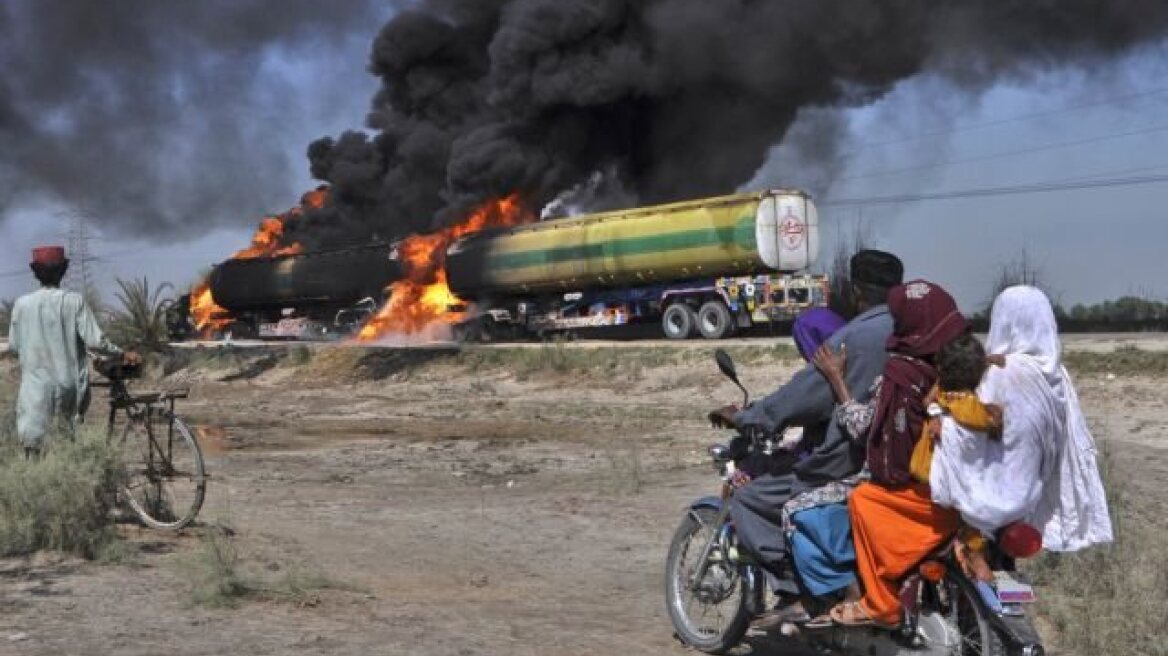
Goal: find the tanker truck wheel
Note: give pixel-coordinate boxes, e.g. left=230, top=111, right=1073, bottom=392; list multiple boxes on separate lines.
left=662, top=303, right=697, bottom=340
left=697, top=301, right=735, bottom=340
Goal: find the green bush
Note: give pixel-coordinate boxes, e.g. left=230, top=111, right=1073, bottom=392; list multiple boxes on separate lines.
left=0, top=427, right=125, bottom=559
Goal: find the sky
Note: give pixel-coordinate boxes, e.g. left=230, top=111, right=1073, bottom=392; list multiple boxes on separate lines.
left=1, top=13, right=1166, bottom=314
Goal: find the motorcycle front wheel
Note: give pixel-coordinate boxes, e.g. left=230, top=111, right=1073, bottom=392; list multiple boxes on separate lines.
left=949, top=578, right=1007, bottom=656
left=665, top=506, right=751, bottom=654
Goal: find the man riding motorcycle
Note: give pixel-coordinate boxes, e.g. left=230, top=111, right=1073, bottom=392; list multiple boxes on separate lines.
left=708, top=249, right=902, bottom=625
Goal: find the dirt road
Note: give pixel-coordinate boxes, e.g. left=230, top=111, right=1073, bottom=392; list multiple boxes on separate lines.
left=0, top=343, right=1163, bottom=655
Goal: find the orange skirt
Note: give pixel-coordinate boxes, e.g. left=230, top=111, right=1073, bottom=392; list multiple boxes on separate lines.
left=849, top=482, right=960, bottom=624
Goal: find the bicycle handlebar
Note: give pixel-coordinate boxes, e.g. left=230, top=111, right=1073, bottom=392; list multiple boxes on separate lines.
left=93, top=355, right=141, bottom=382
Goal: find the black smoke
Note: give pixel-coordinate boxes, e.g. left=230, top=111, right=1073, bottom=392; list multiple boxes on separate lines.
left=296, top=0, right=1168, bottom=249
left=0, top=0, right=382, bottom=238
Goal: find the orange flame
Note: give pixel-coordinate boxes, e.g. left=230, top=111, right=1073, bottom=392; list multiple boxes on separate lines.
left=357, top=194, right=532, bottom=341
left=228, top=187, right=324, bottom=260
left=188, top=187, right=328, bottom=334
left=190, top=280, right=232, bottom=335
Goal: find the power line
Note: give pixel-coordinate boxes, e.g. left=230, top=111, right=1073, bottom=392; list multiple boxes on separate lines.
left=837, top=122, right=1168, bottom=183
left=0, top=247, right=140, bottom=280
left=820, top=172, right=1168, bottom=207
left=842, top=86, right=1168, bottom=154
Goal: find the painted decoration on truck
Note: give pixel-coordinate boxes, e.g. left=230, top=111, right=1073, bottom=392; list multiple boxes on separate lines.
left=780, top=212, right=806, bottom=250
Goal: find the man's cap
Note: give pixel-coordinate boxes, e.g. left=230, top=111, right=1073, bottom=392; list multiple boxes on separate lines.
left=31, top=246, right=67, bottom=266
left=850, top=249, right=903, bottom=288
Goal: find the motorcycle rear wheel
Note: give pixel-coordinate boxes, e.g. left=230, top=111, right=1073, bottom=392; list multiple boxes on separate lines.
left=665, top=507, right=751, bottom=654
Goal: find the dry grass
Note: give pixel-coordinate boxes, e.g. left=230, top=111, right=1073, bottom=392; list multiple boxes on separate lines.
left=458, top=343, right=650, bottom=382
left=452, top=342, right=798, bottom=383
left=181, top=523, right=360, bottom=609
left=1064, top=346, right=1168, bottom=377
left=1025, top=446, right=1168, bottom=656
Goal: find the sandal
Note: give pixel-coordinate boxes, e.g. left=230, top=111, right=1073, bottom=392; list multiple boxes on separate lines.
left=830, top=601, right=873, bottom=627
left=804, top=613, right=833, bottom=630
left=751, top=600, right=811, bottom=629
left=829, top=601, right=898, bottom=629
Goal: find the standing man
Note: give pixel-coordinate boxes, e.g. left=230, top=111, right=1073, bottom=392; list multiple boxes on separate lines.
left=7, top=246, right=136, bottom=458
left=709, top=249, right=902, bottom=623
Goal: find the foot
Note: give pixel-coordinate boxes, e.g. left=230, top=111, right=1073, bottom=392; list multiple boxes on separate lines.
left=804, top=613, right=833, bottom=630
left=752, top=597, right=811, bottom=629
left=843, top=582, right=862, bottom=603
left=830, top=601, right=897, bottom=629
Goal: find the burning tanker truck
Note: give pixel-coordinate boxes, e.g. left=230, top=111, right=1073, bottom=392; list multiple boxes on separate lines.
left=445, top=189, right=827, bottom=341
left=186, top=189, right=826, bottom=341
left=196, top=244, right=402, bottom=339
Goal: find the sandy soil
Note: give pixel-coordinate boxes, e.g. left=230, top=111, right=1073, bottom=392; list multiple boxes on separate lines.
left=0, top=342, right=1163, bottom=656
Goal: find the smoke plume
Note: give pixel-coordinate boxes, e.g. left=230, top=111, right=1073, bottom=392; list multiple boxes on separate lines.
left=297, top=0, right=1168, bottom=249
left=0, top=0, right=381, bottom=238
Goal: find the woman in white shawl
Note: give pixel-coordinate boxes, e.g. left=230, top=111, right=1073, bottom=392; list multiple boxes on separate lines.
left=930, top=285, right=1113, bottom=551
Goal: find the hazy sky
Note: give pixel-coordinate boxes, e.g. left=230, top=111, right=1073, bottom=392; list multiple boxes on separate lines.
left=1, top=13, right=1165, bottom=313
left=749, top=40, right=1168, bottom=311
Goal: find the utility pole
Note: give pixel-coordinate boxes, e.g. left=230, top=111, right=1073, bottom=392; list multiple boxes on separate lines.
left=58, top=209, right=102, bottom=309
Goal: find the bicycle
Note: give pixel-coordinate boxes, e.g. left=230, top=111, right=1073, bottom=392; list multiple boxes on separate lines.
left=93, top=357, right=207, bottom=530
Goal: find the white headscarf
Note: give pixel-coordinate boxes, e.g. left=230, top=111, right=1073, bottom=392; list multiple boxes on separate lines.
left=985, top=286, right=1113, bottom=551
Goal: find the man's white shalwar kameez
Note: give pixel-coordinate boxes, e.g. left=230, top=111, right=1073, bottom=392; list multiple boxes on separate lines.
left=8, top=287, right=121, bottom=448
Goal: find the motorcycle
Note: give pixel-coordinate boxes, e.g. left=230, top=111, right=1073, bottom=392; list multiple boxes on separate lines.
left=664, top=349, right=1045, bottom=656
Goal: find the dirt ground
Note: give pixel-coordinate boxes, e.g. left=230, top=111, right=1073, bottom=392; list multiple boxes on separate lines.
left=0, top=339, right=1164, bottom=656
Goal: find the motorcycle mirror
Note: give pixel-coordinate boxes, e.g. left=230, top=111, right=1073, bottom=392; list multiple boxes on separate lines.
left=714, top=349, right=750, bottom=406
left=714, top=349, right=738, bottom=381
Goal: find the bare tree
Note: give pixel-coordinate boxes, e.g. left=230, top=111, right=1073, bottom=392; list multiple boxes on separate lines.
left=978, top=247, right=1058, bottom=322
left=827, top=211, right=873, bottom=317
left=990, top=247, right=1042, bottom=298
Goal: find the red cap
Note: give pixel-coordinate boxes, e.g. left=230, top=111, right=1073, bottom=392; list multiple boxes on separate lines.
left=31, top=246, right=66, bottom=266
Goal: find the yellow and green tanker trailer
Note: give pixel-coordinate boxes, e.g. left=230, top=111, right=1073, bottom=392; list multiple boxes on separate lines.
left=445, top=189, right=828, bottom=339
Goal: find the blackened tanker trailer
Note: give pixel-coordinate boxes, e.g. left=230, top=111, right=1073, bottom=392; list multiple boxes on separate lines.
left=206, top=243, right=401, bottom=339
left=445, top=189, right=828, bottom=340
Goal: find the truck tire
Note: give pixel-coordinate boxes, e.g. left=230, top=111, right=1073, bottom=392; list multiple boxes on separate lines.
left=662, top=303, right=697, bottom=340
left=697, top=301, right=734, bottom=340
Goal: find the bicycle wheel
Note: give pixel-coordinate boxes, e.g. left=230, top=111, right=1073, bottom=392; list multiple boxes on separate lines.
left=120, top=409, right=206, bottom=530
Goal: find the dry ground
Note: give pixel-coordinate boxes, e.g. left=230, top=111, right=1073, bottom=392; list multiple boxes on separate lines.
left=0, top=339, right=1164, bottom=655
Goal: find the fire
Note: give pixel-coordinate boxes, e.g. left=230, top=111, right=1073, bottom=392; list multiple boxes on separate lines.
left=188, top=187, right=328, bottom=334
left=357, top=194, right=532, bottom=341
left=229, top=187, right=324, bottom=260
left=229, top=217, right=302, bottom=260
left=189, top=280, right=232, bottom=334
